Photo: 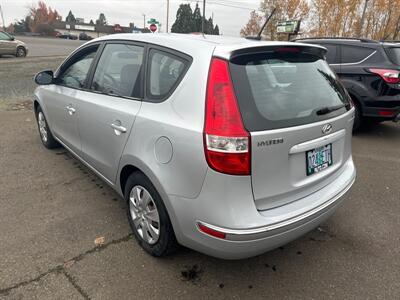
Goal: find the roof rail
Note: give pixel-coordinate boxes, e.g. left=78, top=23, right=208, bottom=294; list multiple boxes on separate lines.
left=293, top=37, right=378, bottom=43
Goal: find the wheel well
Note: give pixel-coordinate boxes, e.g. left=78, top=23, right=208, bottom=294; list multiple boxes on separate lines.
left=348, top=93, right=362, bottom=112
left=33, top=100, right=40, bottom=113
left=120, top=165, right=141, bottom=195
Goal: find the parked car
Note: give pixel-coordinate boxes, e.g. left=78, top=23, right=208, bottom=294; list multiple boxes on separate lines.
left=79, top=32, right=93, bottom=41
left=33, top=34, right=356, bottom=259
left=294, top=38, right=400, bottom=129
left=0, top=31, right=28, bottom=57
left=57, top=32, right=78, bottom=40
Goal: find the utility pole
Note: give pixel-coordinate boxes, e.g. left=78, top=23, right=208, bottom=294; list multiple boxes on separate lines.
left=358, top=0, right=370, bottom=38
left=0, top=5, right=6, bottom=31
left=166, top=0, right=169, bottom=33
left=142, top=14, right=146, bottom=29
left=201, top=0, right=206, bottom=34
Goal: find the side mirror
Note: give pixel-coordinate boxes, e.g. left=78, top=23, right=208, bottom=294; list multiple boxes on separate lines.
left=10, top=36, right=15, bottom=41
left=34, top=70, right=54, bottom=85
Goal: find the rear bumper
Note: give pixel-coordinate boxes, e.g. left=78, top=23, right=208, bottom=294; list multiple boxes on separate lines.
left=363, top=98, right=400, bottom=120
left=168, top=157, right=356, bottom=259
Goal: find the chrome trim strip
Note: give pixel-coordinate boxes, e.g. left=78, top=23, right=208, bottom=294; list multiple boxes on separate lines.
left=54, top=136, right=115, bottom=188
left=197, top=176, right=355, bottom=241
left=289, top=129, right=345, bottom=154
left=330, top=50, right=376, bottom=66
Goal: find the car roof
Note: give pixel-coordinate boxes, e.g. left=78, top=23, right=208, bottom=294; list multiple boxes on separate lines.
left=87, top=33, right=326, bottom=59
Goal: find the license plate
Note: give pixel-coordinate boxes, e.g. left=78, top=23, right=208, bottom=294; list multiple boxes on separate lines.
left=306, top=144, right=333, bottom=176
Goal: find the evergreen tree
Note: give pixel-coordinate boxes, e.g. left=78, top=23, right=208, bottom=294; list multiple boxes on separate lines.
left=171, top=3, right=220, bottom=34
left=96, top=13, right=107, bottom=26
left=171, top=4, right=194, bottom=33
left=214, top=24, right=220, bottom=35
left=66, top=10, right=76, bottom=23
left=192, top=3, right=202, bottom=32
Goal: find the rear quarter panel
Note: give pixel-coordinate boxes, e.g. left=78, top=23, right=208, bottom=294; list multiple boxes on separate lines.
left=119, top=44, right=214, bottom=200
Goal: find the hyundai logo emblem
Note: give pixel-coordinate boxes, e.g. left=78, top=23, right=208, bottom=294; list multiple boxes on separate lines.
left=322, top=124, right=333, bottom=135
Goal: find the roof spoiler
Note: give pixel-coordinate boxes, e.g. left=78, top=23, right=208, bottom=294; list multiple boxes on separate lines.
left=245, top=8, right=276, bottom=41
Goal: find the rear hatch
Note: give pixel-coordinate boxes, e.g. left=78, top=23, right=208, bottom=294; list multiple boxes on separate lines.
left=229, top=45, right=354, bottom=210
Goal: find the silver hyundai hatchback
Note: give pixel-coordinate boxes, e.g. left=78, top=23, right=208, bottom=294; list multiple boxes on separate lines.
left=33, top=34, right=356, bottom=259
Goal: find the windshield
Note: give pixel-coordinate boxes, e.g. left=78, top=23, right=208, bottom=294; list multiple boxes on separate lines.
left=230, top=49, right=351, bottom=131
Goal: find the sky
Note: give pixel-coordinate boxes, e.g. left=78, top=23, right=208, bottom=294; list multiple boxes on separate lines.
left=0, top=0, right=262, bottom=37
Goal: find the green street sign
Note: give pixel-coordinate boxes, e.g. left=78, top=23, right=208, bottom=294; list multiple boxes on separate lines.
left=147, top=18, right=160, bottom=24
left=277, top=20, right=300, bottom=34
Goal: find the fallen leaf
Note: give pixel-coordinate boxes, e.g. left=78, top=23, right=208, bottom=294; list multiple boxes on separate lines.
left=63, top=260, right=75, bottom=268
left=94, top=236, right=105, bottom=246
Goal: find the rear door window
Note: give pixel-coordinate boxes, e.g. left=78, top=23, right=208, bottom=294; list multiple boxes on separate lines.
left=146, top=49, right=189, bottom=101
left=385, top=47, right=400, bottom=65
left=340, top=45, right=375, bottom=63
left=229, top=48, right=351, bottom=131
left=91, top=43, right=144, bottom=98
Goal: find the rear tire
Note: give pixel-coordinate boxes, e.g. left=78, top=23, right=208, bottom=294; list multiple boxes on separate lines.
left=125, top=172, right=178, bottom=257
left=35, top=106, right=61, bottom=149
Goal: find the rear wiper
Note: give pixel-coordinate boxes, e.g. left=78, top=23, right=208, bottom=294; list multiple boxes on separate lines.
left=316, top=104, right=346, bottom=116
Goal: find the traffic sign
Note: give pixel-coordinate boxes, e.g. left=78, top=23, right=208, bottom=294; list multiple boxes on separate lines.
left=147, top=18, right=160, bottom=24
left=150, top=23, right=157, bottom=33
left=277, top=20, right=300, bottom=34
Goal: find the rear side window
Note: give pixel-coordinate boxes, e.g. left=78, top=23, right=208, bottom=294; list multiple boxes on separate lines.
left=385, top=47, right=400, bottom=65
left=340, top=45, right=374, bottom=63
left=91, top=43, right=144, bottom=98
left=230, top=49, right=351, bottom=131
left=147, top=49, right=188, bottom=101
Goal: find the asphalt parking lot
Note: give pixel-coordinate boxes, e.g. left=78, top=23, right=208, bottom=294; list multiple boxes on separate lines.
left=0, top=50, right=400, bottom=299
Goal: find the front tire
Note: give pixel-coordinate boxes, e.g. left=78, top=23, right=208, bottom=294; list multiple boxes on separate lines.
left=125, top=172, right=178, bottom=257
left=16, top=47, right=26, bottom=58
left=35, top=106, right=61, bottom=149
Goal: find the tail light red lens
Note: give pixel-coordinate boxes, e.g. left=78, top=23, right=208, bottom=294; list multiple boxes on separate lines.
left=198, top=223, right=226, bottom=239
left=204, top=58, right=250, bottom=175
left=369, top=68, right=400, bottom=84
left=378, top=110, right=394, bottom=117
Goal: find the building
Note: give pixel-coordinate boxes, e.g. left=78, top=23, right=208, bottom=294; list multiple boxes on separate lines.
left=52, top=21, right=148, bottom=38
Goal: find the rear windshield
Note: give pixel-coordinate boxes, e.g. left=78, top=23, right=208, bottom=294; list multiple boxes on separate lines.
left=230, top=48, right=351, bottom=131
left=385, top=47, right=400, bottom=65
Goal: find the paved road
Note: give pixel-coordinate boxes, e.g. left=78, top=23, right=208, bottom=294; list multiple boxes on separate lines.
left=0, top=55, right=399, bottom=299
left=0, top=108, right=399, bottom=299
left=18, top=36, right=85, bottom=57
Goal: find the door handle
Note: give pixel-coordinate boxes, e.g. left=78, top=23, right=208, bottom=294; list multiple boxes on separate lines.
left=65, top=105, right=76, bottom=115
left=110, top=122, right=127, bottom=135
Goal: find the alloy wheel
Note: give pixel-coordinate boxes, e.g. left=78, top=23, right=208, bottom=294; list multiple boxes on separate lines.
left=38, top=112, right=48, bottom=143
left=129, top=185, right=160, bottom=244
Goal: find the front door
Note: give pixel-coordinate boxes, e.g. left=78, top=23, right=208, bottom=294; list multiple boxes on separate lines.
left=78, top=42, right=145, bottom=183
left=0, top=32, right=15, bottom=55
left=43, top=45, right=99, bottom=155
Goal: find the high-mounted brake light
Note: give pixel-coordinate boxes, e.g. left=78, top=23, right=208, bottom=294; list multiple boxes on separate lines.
left=276, top=47, right=301, bottom=53
left=369, top=68, right=400, bottom=84
left=204, top=58, right=250, bottom=175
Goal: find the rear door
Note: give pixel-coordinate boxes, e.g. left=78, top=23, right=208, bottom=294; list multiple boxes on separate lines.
left=78, top=42, right=144, bottom=183
left=229, top=46, right=354, bottom=210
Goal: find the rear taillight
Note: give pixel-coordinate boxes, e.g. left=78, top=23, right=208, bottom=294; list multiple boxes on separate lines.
left=204, top=58, right=250, bottom=175
left=368, top=68, right=400, bottom=84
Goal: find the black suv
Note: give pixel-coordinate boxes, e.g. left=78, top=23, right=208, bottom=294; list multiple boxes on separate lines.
left=295, top=38, right=400, bottom=129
